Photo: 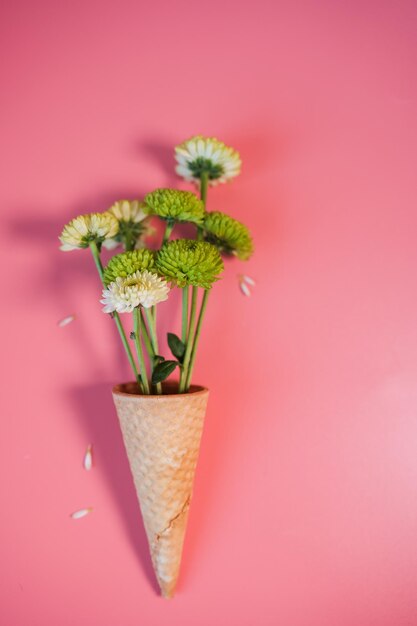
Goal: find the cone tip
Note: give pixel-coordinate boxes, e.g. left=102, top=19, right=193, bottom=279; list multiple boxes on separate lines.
left=159, top=581, right=176, bottom=599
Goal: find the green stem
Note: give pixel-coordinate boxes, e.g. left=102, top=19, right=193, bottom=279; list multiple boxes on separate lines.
left=197, top=171, right=209, bottom=240
left=179, top=286, right=198, bottom=393
left=89, top=242, right=140, bottom=387
left=200, top=171, right=208, bottom=206
left=181, top=174, right=210, bottom=387
left=144, top=308, right=158, bottom=352
left=162, top=220, right=174, bottom=245
left=144, top=307, right=162, bottom=394
left=124, top=230, right=135, bottom=252
left=89, top=241, right=105, bottom=280
left=184, top=289, right=210, bottom=390
left=182, top=286, right=189, bottom=343
left=140, top=309, right=154, bottom=358
left=133, top=307, right=150, bottom=394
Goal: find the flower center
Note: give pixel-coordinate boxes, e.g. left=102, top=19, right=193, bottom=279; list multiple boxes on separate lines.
left=124, top=277, right=140, bottom=288
left=204, top=233, right=235, bottom=256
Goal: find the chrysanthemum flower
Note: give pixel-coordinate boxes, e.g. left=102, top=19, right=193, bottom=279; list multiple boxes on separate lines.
left=175, top=136, right=241, bottom=186
left=103, top=249, right=156, bottom=286
left=144, top=189, right=205, bottom=225
left=105, top=200, right=153, bottom=251
left=59, top=213, right=119, bottom=251
left=100, top=270, right=169, bottom=313
left=108, top=200, right=146, bottom=223
left=156, top=239, right=224, bottom=289
left=203, top=211, right=254, bottom=261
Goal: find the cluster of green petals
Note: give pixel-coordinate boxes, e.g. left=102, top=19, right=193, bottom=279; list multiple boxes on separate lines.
left=103, top=248, right=156, bottom=286
left=144, top=188, right=205, bottom=225
left=203, top=211, right=253, bottom=261
left=155, top=239, right=224, bottom=289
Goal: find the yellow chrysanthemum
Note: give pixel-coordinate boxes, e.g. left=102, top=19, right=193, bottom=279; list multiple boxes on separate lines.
left=59, top=213, right=119, bottom=251
left=175, top=135, right=241, bottom=186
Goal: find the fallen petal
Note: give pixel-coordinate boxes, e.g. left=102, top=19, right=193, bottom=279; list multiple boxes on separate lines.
left=70, top=508, right=93, bottom=519
left=239, top=281, right=251, bottom=297
left=58, top=314, right=76, bottom=327
left=83, top=444, right=93, bottom=471
left=242, top=274, right=256, bottom=286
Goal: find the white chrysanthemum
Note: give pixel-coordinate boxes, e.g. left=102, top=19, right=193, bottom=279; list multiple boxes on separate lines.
left=103, top=200, right=154, bottom=251
left=175, top=135, right=241, bottom=186
left=108, top=200, right=147, bottom=223
left=100, top=270, right=169, bottom=313
left=60, top=213, right=119, bottom=251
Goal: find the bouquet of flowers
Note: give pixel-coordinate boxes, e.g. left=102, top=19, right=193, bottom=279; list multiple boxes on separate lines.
left=60, top=135, right=254, bottom=597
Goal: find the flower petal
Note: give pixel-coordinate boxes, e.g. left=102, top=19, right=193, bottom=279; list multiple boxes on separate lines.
left=57, top=314, right=76, bottom=327
left=83, top=444, right=93, bottom=471
left=70, top=508, right=93, bottom=519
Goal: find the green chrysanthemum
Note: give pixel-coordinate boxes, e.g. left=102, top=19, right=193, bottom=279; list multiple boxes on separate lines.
left=103, top=249, right=156, bottom=286
left=203, top=211, right=254, bottom=261
left=155, top=239, right=224, bottom=289
left=144, top=189, right=205, bottom=225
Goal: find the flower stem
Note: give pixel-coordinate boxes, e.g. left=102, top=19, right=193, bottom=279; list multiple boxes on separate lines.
left=140, top=309, right=154, bottom=358
left=133, top=307, right=150, bottom=394
left=200, top=171, right=209, bottom=206
left=185, top=171, right=209, bottom=391
left=197, top=171, right=208, bottom=241
left=184, top=289, right=210, bottom=390
left=89, top=242, right=140, bottom=387
left=162, top=220, right=174, bottom=245
left=179, top=286, right=198, bottom=393
left=181, top=286, right=189, bottom=343
left=144, top=306, right=162, bottom=394
left=89, top=241, right=105, bottom=281
left=124, top=230, right=135, bottom=252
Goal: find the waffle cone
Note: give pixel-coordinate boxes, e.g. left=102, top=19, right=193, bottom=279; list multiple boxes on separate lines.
left=112, top=382, right=208, bottom=598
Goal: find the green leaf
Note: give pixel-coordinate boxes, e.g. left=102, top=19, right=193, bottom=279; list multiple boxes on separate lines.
left=152, top=360, right=178, bottom=384
left=167, top=333, right=185, bottom=362
left=153, top=354, right=165, bottom=367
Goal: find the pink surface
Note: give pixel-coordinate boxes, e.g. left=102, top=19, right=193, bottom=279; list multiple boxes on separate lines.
left=1, top=1, right=417, bottom=624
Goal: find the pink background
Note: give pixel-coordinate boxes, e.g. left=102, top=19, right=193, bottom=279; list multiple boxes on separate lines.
left=1, top=1, right=417, bottom=624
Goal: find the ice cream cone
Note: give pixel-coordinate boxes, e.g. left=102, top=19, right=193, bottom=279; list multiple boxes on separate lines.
left=112, top=381, right=209, bottom=598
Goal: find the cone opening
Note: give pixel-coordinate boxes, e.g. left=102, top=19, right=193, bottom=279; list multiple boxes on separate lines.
left=112, top=381, right=208, bottom=397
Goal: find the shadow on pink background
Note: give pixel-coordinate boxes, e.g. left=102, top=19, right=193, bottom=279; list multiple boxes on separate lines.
left=1, top=1, right=417, bottom=624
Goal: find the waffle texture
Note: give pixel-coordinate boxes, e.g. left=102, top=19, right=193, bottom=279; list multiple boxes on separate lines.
left=112, top=383, right=209, bottom=598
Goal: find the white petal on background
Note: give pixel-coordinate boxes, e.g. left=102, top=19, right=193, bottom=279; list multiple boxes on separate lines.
left=83, top=444, right=93, bottom=471
left=57, top=314, right=75, bottom=327
left=239, top=280, right=251, bottom=297
left=176, top=164, right=192, bottom=178
left=175, top=154, right=189, bottom=166
left=205, top=142, right=214, bottom=158
left=70, top=508, right=93, bottom=519
left=187, top=141, right=198, bottom=157
left=197, top=138, right=206, bottom=156
left=242, top=274, right=256, bottom=286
